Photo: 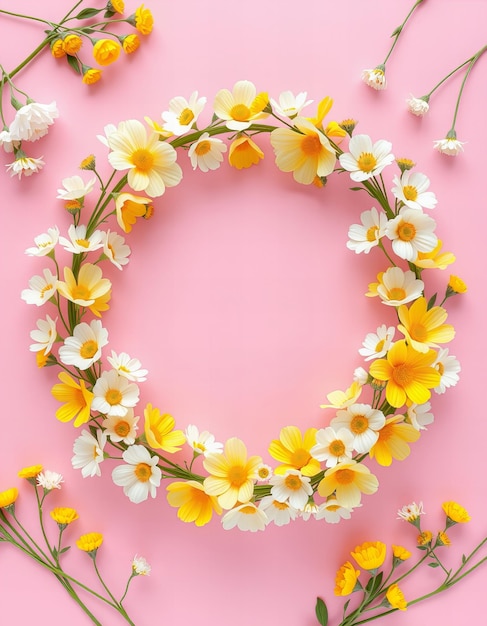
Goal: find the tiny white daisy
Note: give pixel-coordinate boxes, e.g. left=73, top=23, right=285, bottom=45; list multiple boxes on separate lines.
left=107, top=351, right=148, bottom=382
left=221, top=502, right=268, bottom=532
left=359, top=325, right=395, bottom=361
left=56, top=175, right=96, bottom=200
left=59, top=224, right=104, bottom=255
left=21, top=268, right=58, bottom=306
left=25, top=226, right=60, bottom=256
left=29, top=314, right=58, bottom=354
left=37, top=470, right=64, bottom=490
left=259, top=496, right=299, bottom=526
left=270, top=91, right=313, bottom=118
left=184, top=424, right=223, bottom=457
left=102, top=230, right=131, bottom=270
left=112, top=445, right=161, bottom=503
left=132, top=555, right=151, bottom=576
left=347, top=207, right=388, bottom=254
left=72, top=429, right=107, bottom=478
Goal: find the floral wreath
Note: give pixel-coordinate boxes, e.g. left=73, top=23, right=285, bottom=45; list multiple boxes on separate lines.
left=21, top=80, right=465, bottom=532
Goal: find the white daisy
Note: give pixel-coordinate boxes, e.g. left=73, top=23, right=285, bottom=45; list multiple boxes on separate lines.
left=221, top=502, right=268, bottom=532
left=106, top=351, right=148, bottom=382
left=6, top=154, right=45, bottom=178
left=368, top=266, right=424, bottom=306
left=255, top=463, right=273, bottom=482
left=213, top=80, right=268, bottom=131
left=311, top=427, right=354, bottom=468
left=184, top=424, right=223, bottom=457
left=58, top=320, right=108, bottom=370
left=72, top=429, right=107, bottom=478
left=259, top=496, right=298, bottom=526
left=9, top=101, right=58, bottom=142
left=269, top=469, right=313, bottom=509
left=91, top=370, right=140, bottom=417
left=161, top=91, right=207, bottom=136
left=25, top=226, right=60, bottom=256
left=339, top=134, right=394, bottom=182
left=331, top=404, right=386, bottom=454
left=315, top=498, right=354, bottom=524
left=132, top=555, right=151, bottom=576
left=406, top=95, right=429, bottom=116
left=299, top=500, right=320, bottom=521
left=188, top=133, right=227, bottom=172
left=347, top=207, right=388, bottom=254
left=386, top=208, right=437, bottom=261
left=29, top=314, right=58, bottom=354
left=434, top=135, right=465, bottom=156
left=59, top=224, right=104, bottom=254
left=361, top=67, right=386, bottom=90
left=397, top=501, right=425, bottom=522
left=433, top=348, right=461, bottom=394
left=102, top=409, right=139, bottom=445
left=102, top=230, right=131, bottom=270
left=0, top=129, right=19, bottom=153
left=270, top=91, right=313, bottom=118
left=353, top=367, right=369, bottom=386
left=21, top=268, right=57, bottom=306
left=37, top=470, right=64, bottom=490
left=406, top=402, right=434, bottom=431
left=96, top=123, right=117, bottom=148
left=359, top=324, right=395, bottom=361
left=112, top=445, right=162, bottom=503
left=392, top=171, right=437, bottom=210
left=56, top=175, right=96, bottom=200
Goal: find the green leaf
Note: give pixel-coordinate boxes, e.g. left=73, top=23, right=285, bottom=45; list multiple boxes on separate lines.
left=343, top=599, right=350, bottom=617
left=427, top=293, right=437, bottom=310
left=59, top=546, right=71, bottom=554
left=66, top=55, right=81, bottom=75
left=428, top=562, right=440, bottom=568
left=315, top=598, right=328, bottom=626
left=75, top=7, right=104, bottom=19
left=350, top=187, right=366, bottom=192
left=462, top=554, right=467, bottom=564
left=365, top=571, right=383, bottom=595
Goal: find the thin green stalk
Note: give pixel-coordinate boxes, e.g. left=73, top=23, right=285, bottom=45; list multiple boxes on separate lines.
left=448, top=45, right=487, bottom=132
left=382, top=0, right=425, bottom=65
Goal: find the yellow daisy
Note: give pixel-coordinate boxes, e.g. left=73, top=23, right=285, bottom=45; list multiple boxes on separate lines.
left=397, top=297, right=455, bottom=353
left=144, top=403, right=185, bottom=453
left=51, top=372, right=94, bottom=426
left=228, top=136, right=264, bottom=169
left=57, top=263, right=111, bottom=307
left=351, top=541, right=386, bottom=570
left=334, top=561, right=361, bottom=596
left=386, top=584, right=407, bottom=611
left=213, top=80, right=268, bottom=131
left=369, top=415, right=420, bottom=466
left=268, top=425, right=320, bottom=476
left=317, top=461, right=379, bottom=508
left=166, top=480, right=222, bottom=526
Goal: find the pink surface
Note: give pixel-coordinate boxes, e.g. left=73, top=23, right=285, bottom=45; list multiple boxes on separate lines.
left=1, top=1, right=486, bottom=624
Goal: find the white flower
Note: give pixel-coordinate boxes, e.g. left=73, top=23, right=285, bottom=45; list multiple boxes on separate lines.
left=385, top=208, right=437, bottom=262
left=259, top=496, right=298, bottom=526
left=213, top=80, right=268, bottom=131
left=188, top=132, right=227, bottom=172
left=255, top=463, right=273, bottom=482
left=331, top=404, right=386, bottom=454
left=406, top=95, right=430, bottom=116
left=184, top=424, right=223, bottom=457
left=406, top=402, right=434, bottom=431
left=132, top=555, right=151, bottom=576
left=21, top=268, right=57, bottom=306
left=161, top=91, right=207, bottom=136
left=92, top=370, right=140, bottom=417
left=311, top=427, right=354, bottom=467
left=433, top=348, right=461, bottom=394
left=347, top=207, right=388, bottom=254
left=397, top=501, right=425, bottom=522
left=59, top=224, right=104, bottom=254
left=9, top=101, right=59, bottom=142
left=58, top=320, right=108, bottom=370
left=299, top=500, right=320, bottom=521
left=0, top=129, right=19, bottom=153
left=269, top=469, right=313, bottom=509
left=392, top=171, right=437, bottom=210
left=102, top=409, right=139, bottom=445
left=106, top=351, right=148, bottom=382
left=25, top=226, right=60, bottom=256
left=369, top=266, right=424, bottom=306
left=359, top=325, right=395, bottom=361
left=270, top=91, right=313, bottom=118
left=361, top=67, right=386, bottom=90
left=315, top=498, right=354, bottom=523
left=37, top=470, right=64, bottom=490
left=221, top=502, right=268, bottom=532
left=97, top=123, right=117, bottom=147
left=353, top=367, right=369, bottom=385
left=434, top=135, right=465, bottom=156
left=6, top=154, right=45, bottom=178
left=29, top=314, right=58, bottom=354
left=72, top=429, right=107, bottom=478
left=102, top=230, right=131, bottom=270
left=112, top=445, right=162, bottom=503
left=56, top=175, right=96, bottom=200
left=339, top=134, right=394, bottom=182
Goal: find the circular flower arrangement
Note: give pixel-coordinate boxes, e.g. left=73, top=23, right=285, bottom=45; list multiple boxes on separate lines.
left=21, top=81, right=463, bottom=531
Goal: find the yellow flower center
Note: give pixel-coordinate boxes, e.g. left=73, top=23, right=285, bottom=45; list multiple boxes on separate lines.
left=375, top=339, right=385, bottom=352
left=357, top=152, right=377, bottom=173
left=178, top=108, right=195, bottom=126
left=195, top=140, right=211, bottom=156
left=392, top=363, right=413, bottom=387
left=378, top=423, right=394, bottom=442
left=114, top=420, right=130, bottom=437
left=409, top=323, right=428, bottom=342
left=326, top=504, right=340, bottom=512
left=194, top=442, right=206, bottom=452
left=72, top=284, right=91, bottom=300
left=284, top=474, right=302, bottom=491
left=402, top=185, right=418, bottom=201
left=273, top=500, right=289, bottom=510
left=227, top=465, right=247, bottom=487
left=75, top=238, right=91, bottom=248
left=240, top=505, right=257, bottom=515
left=131, top=148, right=154, bottom=172
left=366, top=225, right=378, bottom=242
left=335, top=469, right=354, bottom=485
left=80, top=339, right=98, bottom=359
left=300, top=134, right=322, bottom=156
left=329, top=440, right=346, bottom=456
left=41, top=283, right=54, bottom=299
left=388, top=287, right=406, bottom=301
left=134, top=462, right=152, bottom=482
left=105, top=388, right=123, bottom=406
left=230, top=103, right=251, bottom=121
left=350, top=415, right=369, bottom=434
left=290, top=448, right=310, bottom=468
left=397, top=221, right=416, bottom=241
left=436, top=362, right=445, bottom=375
left=257, top=467, right=270, bottom=479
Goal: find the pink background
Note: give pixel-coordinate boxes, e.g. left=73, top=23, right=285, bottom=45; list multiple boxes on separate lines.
left=1, top=1, right=486, bottom=624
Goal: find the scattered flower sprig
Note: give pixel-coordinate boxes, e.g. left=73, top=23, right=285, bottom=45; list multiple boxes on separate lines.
left=315, top=501, right=486, bottom=626
left=0, top=464, right=150, bottom=626
left=0, top=1, right=153, bottom=177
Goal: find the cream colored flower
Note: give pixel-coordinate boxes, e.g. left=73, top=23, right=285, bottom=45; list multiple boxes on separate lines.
left=6, top=154, right=45, bottom=178
left=29, top=314, right=58, bottom=354
left=392, top=171, right=437, bottom=210
left=162, top=91, right=207, bottom=135
left=58, top=320, right=108, bottom=370
left=25, top=226, right=60, bottom=256
left=213, top=80, right=268, bottom=131
left=21, top=268, right=57, bottom=306
left=361, top=67, right=386, bottom=90
left=406, top=95, right=429, bottom=116
left=91, top=370, right=140, bottom=416
left=347, top=207, right=388, bottom=254
left=366, top=266, right=424, bottom=306
left=270, top=91, right=313, bottom=118
left=56, top=175, right=96, bottom=200
left=9, top=101, right=59, bottom=142
left=188, top=133, right=227, bottom=172
left=339, top=134, right=394, bottom=182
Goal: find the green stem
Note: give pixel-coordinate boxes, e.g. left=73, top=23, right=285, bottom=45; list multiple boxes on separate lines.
left=448, top=45, right=487, bottom=132
left=382, top=0, right=425, bottom=65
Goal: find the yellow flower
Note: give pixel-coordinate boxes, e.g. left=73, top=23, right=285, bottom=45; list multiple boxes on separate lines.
left=108, top=0, right=125, bottom=13
left=18, top=465, right=43, bottom=479
left=115, top=192, right=151, bottom=232
left=51, top=372, right=94, bottom=427
left=397, top=297, right=455, bottom=353
left=351, top=541, right=387, bottom=571
left=133, top=4, right=154, bottom=34
left=203, top=437, right=262, bottom=510
left=0, top=488, right=18, bottom=509
left=417, top=530, right=433, bottom=546
left=144, top=403, right=185, bottom=453
left=93, top=39, right=121, bottom=66
left=334, top=561, right=360, bottom=596
left=76, top=532, right=103, bottom=553
left=368, top=340, right=441, bottom=408
left=369, top=416, right=420, bottom=467
left=36, top=351, right=50, bottom=368
left=166, top=480, right=222, bottom=526
left=442, top=501, right=471, bottom=524
left=317, top=461, right=379, bottom=509
left=437, top=530, right=451, bottom=546
left=89, top=289, right=112, bottom=318
left=392, top=545, right=412, bottom=561
left=414, top=240, right=455, bottom=269
left=51, top=39, right=66, bottom=58
left=122, top=33, right=140, bottom=54
left=448, top=275, right=467, bottom=294
left=268, top=426, right=320, bottom=476
left=50, top=507, right=79, bottom=526
left=396, top=157, right=415, bottom=172
left=57, top=263, right=111, bottom=308
left=386, top=584, right=407, bottom=611
left=82, top=67, right=102, bottom=85
left=80, top=154, right=96, bottom=170
left=228, top=136, right=264, bottom=169
left=63, top=34, right=83, bottom=56
left=320, top=381, right=362, bottom=409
